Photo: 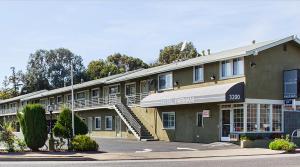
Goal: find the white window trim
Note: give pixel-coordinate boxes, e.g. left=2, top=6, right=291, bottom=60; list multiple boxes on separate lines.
left=219, top=57, right=245, bottom=80
left=158, top=72, right=173, bottom=91
left=105, top=116, right=113, bottom=130
left=57, top=95, right=63, bottom=104
left=76, top=90, right=87, bottom=100
left=94, top=117, right=101, bottom=130
left=196, top=112, right=204, bottom=127
left=108, top=84, right=121, bottom=95
left=162, top=112, right=176, bottom=130
left=193, top=65, right=204, bottom=83
left=39, top=98, right=49, bottom=105
left=125, top=82, right=136, bottom=97
left=91, top=88, right=100, bottom=98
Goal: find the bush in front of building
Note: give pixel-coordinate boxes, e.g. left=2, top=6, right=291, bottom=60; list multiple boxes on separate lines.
left=17, top=104, right=48, bottom=151
left=53, top=108, right=88, bottom=150
left=71, top=135, right=99, bottom=152
left=0, top=122, right=16, bottom=152
left=269, top=135, right=297, bottom=152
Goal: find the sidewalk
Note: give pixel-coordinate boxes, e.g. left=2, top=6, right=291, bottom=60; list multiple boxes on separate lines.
left=0, top=148, right=285, bottom=161
left=84, top=148, right=284, bottom=161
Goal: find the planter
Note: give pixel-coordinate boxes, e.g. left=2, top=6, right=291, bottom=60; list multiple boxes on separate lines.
left=240, top=139, right=272, bottom=148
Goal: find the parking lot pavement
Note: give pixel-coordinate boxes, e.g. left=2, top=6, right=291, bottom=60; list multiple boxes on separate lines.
left=94, top=137, right=240, bottom=153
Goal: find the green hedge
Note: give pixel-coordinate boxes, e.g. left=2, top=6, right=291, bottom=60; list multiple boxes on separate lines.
left=269, top=139, right=297, bottom=152
left=71, top=135, right=99, bottom=152
left=17, top=104, right=47, bottom=151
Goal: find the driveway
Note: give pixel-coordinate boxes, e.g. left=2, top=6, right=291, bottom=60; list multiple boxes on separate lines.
left=94, top=137, right=240, bottom=153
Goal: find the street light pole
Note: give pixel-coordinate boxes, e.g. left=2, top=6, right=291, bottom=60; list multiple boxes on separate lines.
left=48, top=105, right=54, bottom=151
left=71, top=60, right=75, bottom=137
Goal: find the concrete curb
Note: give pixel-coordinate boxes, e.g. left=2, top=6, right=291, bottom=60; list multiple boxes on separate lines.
left=0, top=156, right=96, bottom=161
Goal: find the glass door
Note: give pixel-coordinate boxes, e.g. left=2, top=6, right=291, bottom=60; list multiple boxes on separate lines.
left=115, top=116, right=122, bottom=137
left=221, top=109, right=231, bottom=141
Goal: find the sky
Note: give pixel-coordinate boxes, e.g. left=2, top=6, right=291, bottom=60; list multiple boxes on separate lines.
left=0, top=0, right=300, bottom=83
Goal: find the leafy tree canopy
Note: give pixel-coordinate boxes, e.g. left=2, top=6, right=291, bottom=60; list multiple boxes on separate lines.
left=157, top=41, right=199, bottom=65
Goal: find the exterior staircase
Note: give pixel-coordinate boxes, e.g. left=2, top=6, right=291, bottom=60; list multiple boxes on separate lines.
left=113, top=102, right=154, bottom=141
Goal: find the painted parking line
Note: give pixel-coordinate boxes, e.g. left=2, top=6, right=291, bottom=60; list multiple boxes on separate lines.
left=135, top=149, right=153, bottom=153
left=177, top=147, right=198, bottom=151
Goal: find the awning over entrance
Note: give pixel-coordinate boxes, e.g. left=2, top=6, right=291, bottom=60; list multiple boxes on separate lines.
left=140, top=82, right=245, bottom=107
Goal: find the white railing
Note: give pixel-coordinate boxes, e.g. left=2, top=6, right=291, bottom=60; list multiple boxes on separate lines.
left=0, top=93, right=150, bottom=116
left=126, top=93, right=149, bottom=106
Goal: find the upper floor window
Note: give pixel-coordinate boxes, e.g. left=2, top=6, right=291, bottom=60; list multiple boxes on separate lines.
left=76, top=91, right=86, bottom=100
left=57, top=96, right=63, bottom=104
left=91, top=89, right=99, bottom=98
left=125, top=83, right=136, bottom=96
left=109, top=85, right=120, bottom=95
left=221, top=57, right=244, bottom=78
left=193, top=65, right=204, bottom=83
left=158, top=72, right=173, bottom=91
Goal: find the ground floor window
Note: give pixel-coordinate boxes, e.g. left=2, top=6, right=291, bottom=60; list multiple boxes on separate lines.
left=247, top=104, right=258, bottom=132
left=233, top=108, right=244, bottom=132
left=196, top=112, right=203, bottom=127
left=260, top=104, right=271, bottom=132
left=105, top=116, right=113, bottom=130
left=162, top=112, right=175, bottom=129
left=272, top=104, right=282, bottom=132
left=95, top=117, right=101, bottom=130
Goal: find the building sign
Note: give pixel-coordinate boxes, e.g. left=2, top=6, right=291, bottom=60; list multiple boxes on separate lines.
left=225, top=82, right=245, bottom=102
left=203, top=110, right=210, bottom=118
left=283, top=69, right=300, bottom=99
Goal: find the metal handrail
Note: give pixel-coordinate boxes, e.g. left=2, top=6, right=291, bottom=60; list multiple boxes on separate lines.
left=125, top=93, right=149, bottom=106
left=115, top=102, right=142, bottom=136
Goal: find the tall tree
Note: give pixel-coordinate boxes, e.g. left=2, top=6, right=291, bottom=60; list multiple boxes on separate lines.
left=22, top=48, right=86, bottom=93
left=158, top=41, right=199, bottom=65
left=87, top=53, right=148, bottom=80
left=8, top=67, right=23, bottom=97
left=0, top=77, right=13, bottom=100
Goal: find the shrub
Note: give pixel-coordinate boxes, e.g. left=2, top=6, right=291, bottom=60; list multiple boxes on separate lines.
left=53, top=108, right=88, bottom=149
left=269, top=138, right=297, bottom=152
left=16, top=138, right=27, bottom=152
left=17, top=104, right=48, bottom=151
left=0, top=122, right=16, bottom=152
left=240, top=135, right=249, bottom=141
left=71, top=135, right=99, bottom=152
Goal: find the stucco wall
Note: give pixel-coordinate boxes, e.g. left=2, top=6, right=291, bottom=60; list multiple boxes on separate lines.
left=245, top=42, right=300, bottom=100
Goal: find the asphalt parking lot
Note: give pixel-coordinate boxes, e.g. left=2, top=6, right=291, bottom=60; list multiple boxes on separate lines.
left=94, top=137, right=240, bottom=153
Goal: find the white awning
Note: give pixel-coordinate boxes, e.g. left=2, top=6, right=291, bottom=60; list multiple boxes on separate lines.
left=140, top=82, right=245, bottom=108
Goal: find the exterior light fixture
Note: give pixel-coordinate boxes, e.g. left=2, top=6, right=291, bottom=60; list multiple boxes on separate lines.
left=250, top=62, right=256, bottom=68
left=210, top=75, right=216, bottom=80
left=47, top=105, right=55, bottom=151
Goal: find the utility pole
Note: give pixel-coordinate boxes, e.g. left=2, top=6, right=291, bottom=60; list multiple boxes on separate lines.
left=71, top=60, right=75, bottom=137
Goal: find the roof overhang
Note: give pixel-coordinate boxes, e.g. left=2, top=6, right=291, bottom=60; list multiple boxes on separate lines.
left=140, top=82, right=245, bottom=108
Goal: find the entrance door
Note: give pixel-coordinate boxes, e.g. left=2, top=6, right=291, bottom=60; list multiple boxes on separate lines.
left=221, top=110, right=231, bottom=141
left=115, top=116, right=122, bottom=137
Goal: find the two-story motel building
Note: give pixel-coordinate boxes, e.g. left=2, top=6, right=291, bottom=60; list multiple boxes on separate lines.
left=1, top=35, right=300, bottom=143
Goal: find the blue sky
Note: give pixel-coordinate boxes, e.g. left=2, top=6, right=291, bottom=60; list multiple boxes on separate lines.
left=0, top=0, right=300, bottom=82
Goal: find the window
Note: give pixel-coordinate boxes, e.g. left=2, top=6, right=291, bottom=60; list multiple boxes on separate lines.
left=272, top=105, right=282, bottom=132
left=221, top=58, right=244, bottom=78
left=158, top=73, right=173, bottom=91
left=105, top=116, right=113, bottom=130
left=125, top=83, right=136, bottom=96
left=196, top=112, right=203, bottom=127
left=247, top=104, right=258, bottom=132
left=109, top=85, right=120, bottom=94
left=66, top=94, right=72, bottom=102
left=91, top=89, right=99, bottom=98
left=49, top=97, right=55, bottom=105
left=233, top=108, right=244, bottom=132
left=95, top=117, right=101, bottom=130
left=76, top=91, right=86, bottom=100
left=193, top=65, right=204, bottom=83
left=260, top=104, right=271, bottom=132
left=57, top=96, right=63, bottom=104
left=162, top=112, right=175, bottom=129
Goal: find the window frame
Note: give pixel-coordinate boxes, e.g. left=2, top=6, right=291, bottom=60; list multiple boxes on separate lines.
left=57, top=96, right=63, bottom=104
left=76, top=91, right=86, bottom=100
left=91, top=88, right=100, bottom=98
left=162, top=112, right=176, bottom=130
left=105, top=116, right=113, bottom=130
left=220, top=57, right=244, bottom=80
left=193, top=65, right=204, bottom=83
left=94, top=117, right=101, bottom=130
left=158, top=72, right=173, bottom=91
left=108, top=84, right=121, bottom=95
left=125, top=82, right=136, bottom=96
left=196, top=112, right=204, bottom=127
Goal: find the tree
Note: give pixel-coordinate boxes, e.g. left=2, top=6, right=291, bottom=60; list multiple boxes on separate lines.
left=0, top=76, right=13, bottom=100
left=17, top=104, right=48, bottom=151
left=21, top=48, right=86, bottom=93
left=158, top=41, right=199, bottom=65
left=53, top=108, right=88, bottom=149
left=8, top=67, right=23, bottom=97
left=87, top=53, right=148, bottom=80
